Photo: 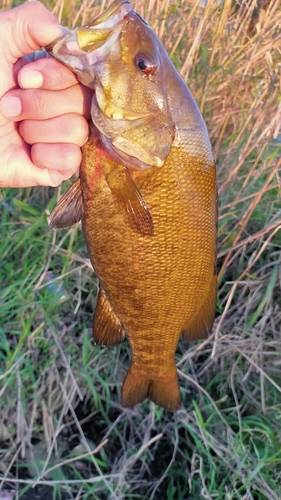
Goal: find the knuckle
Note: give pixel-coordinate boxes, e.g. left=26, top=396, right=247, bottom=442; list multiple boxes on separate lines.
left=21, top=89, right=49, bottom=118
left=63, top=115, right=89, bottom=146
left=18, top=121, right=30, bottom=143
left=49, top=175, right=62, bottom=187
left=26, top=1, right=46, bottom=14
left=64, top=144, right=82, bottom=167
left=74, top=117, right=89, bottom=146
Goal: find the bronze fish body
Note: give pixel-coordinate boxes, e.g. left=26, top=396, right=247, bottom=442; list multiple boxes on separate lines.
left=48, top=0, right=217, bottom=411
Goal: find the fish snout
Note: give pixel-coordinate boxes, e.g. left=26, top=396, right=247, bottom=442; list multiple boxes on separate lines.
left=44, top=0, right=132, bottom=82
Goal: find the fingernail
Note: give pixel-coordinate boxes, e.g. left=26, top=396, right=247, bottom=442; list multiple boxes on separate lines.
left=0, top=96, right=22, bottom=118
left=20, top=69, right=43, bottom=89
left=55, top=24, right=70, bottom=36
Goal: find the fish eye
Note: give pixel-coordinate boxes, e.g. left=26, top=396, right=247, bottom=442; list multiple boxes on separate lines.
left=137, top=58, right=148, bottom=71
left=135, top=53, right=157, bottom=75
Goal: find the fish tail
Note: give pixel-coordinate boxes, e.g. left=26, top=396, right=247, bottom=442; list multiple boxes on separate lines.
left=122, top=363, right=180, bottom=412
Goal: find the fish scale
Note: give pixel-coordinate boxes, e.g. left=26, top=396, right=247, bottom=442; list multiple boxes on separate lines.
left=80, top=126, right=216, bottom=401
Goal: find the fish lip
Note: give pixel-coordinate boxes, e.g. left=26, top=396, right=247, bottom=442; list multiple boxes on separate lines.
left=87, top=0, right=131, bottom=27
left=45, top=33, right=71, bottom=55
left=76, top=0, right=132, bottom=52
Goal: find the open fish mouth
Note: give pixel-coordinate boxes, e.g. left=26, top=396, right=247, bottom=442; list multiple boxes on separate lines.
left=76, top=0, right=131, bottom=51
left=45, top=0, right=132, bottom=79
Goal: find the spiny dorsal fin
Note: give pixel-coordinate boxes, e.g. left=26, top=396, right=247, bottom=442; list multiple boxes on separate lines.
left=48, top=178, right=83, bottom=229
left=106, top=167, right=154, bottom=237
left=93, top=288, right=125, bottom=346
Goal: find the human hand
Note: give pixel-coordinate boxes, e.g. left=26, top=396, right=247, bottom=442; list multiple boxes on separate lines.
left=0, top=1, right=93, bottom=188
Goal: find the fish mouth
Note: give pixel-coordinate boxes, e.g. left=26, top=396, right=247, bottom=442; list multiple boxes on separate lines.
left=45, top=0, right=132, bottom=77
left=76, top=0, right=131, bottom=52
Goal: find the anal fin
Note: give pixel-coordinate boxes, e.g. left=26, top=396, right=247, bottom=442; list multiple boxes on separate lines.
left=106, top=167, right=154, bottom=237
left=93, top=288, right=125, bottom=346
left=48, top=178, right=83, bottom=229
left=181, top=276, right=217, bottom=341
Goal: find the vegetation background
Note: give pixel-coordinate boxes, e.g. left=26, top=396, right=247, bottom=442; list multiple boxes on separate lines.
left=1, top=0, right=281, bottom=498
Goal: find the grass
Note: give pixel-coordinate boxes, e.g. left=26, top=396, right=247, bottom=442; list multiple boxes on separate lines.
left=1, top=0, right=281, bottom=499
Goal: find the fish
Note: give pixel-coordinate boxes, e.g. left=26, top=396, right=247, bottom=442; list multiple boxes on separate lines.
left=46, top=0, right=217, bottom=412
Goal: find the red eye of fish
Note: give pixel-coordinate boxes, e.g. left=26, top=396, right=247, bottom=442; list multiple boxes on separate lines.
left=135, top=54, right=157, bottom=75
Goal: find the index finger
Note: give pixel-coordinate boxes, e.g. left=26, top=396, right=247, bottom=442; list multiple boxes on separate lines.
left=18, top=57, right=79, bottom=90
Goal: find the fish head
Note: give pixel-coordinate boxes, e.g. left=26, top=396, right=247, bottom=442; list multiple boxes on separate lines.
left=46, top=0, right=180, bottom=170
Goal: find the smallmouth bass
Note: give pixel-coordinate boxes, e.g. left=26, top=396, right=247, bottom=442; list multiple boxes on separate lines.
left=47, top=0, right=217, bottom=411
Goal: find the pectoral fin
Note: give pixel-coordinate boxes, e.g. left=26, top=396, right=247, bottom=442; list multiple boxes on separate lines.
left=48, top=178, right=83, bottom=229
left=181, top=275, right=216, bottom=341
left=93, top=288, right=125, bottom=346
left=106, top=167, right=154, bottom=237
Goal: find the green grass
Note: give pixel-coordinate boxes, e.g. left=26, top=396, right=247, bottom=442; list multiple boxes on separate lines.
left=1, top=0, right=281, bottom=499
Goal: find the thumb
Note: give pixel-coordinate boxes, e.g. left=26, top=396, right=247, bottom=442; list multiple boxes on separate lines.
left=0, top=2, right=68, bottom=127
left=1, top=1, right=68, bottom=61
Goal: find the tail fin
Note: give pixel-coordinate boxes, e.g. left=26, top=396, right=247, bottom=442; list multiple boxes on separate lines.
left=122, top=363, right=180, bottom=412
